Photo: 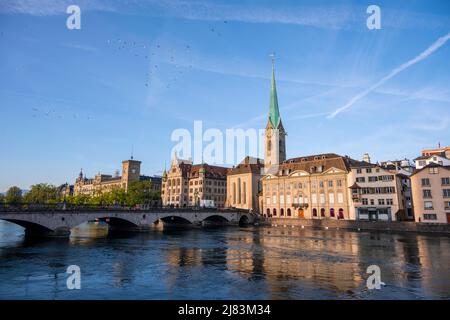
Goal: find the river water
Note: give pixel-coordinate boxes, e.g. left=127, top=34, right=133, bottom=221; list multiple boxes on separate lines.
left=0, top=220, right=449, bottom=300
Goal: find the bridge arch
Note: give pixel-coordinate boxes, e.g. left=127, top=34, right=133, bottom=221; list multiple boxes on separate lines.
left=1, top=219, right=53, bottom=233
left=159, top=215, right=193, bottom=225
left=202, top=214, right=230, bottom=223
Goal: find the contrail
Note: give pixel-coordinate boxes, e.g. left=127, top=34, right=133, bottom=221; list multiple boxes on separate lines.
left=328, top=31, right=450, bottom=119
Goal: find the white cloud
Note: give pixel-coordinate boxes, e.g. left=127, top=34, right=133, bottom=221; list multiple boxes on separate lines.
left=327, top=32, right=450, bottom=119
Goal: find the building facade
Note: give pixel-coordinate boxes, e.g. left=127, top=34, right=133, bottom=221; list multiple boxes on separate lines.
left=226, top=156, right=264, bottom=212
left=347, top=160, right=411, bottom=221
left=410, top=163, right=450, bottom=223
left=161, top=156, right=227, bottom=207
left=261, top=154, right=354, bottom=219
left=74, top=159, right=161, bottom=196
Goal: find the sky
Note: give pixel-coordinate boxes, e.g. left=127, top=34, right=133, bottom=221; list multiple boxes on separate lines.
left=0, top=0, right=450, bottom=192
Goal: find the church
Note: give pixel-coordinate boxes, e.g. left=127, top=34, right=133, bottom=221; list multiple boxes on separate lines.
left=227, top=60, right=374, bottom=220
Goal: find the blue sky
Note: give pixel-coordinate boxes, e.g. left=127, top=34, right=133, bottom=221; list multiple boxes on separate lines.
left=0, top=0, right=449, bottom=192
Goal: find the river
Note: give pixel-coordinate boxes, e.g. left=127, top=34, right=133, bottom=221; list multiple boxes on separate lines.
left=0, top=220, right=449, bottom=299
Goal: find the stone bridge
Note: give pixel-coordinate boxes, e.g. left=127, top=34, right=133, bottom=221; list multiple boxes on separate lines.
left=0, top=208, right=256, bottom=237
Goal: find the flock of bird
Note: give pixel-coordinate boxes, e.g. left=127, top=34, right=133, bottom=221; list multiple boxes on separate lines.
left=31, top=107, right=92, bottom=121
left=16, top=20, right=231, bottom=121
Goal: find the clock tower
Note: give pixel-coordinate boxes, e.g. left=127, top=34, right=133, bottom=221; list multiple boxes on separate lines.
left=264, top=57, right=286, bottom=174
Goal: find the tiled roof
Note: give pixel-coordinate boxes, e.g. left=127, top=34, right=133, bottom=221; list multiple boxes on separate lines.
left=410, top=163, right=450, bottom=176
left=228, top=156, right=264, bottom=175
left=278, top=153, right=360, bottom=173
left=189, top=164, right=228, bottom=179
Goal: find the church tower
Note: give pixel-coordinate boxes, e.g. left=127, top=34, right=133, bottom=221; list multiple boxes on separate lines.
left=264, top=56, right=286, bottom=173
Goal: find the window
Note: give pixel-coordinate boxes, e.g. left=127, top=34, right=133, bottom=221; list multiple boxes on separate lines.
left=366, top=168, right=372, bottom=173
left=337, top=192, right=344, bottom=203
left=337, top=180, right=342, bottom=187
left=370, top=199, right=375, bottom=205
left=280, top=195, right=285, bottom=204
left=422, top=190, right=432, bottom=198
left=362, top=198, right=368, bottom=205
left=443, top=189, right=450, bottom=198
left=330, top=208, right=335, bottom=217
left=356, top=169, right=362, bottom=174
left=418, top=160, right=426, bottom=167
left=329, top=193, right=335, bottom=204
left=421, top=178, right=430, bottom=186
left=280, top=208, right=284, bottom=216
left=368, top=176, right=378, bottom=182
left=338, top=208, right=344, bottom=219
left=386, top=199, right=393, bottom=205
left=328, top=181, right=333, bottom=188
left=429, top=167, right=439, bottom=174
left=442, top=178, right=450, bottom=185
left=424, top=201, right=434, bottom=210
left=423, top=214, right=437, bottom=220
left=266, top=197, right=270, bottom=205
left=313, top=208, right=317, bottom=217
left=273, top=208, right=277, bottom=216
left=272, top=195, right=277, bottom=204
left=320, top=208, right=325, bottom=217
left=286, top=195, right=291, bottom=204
left=356, top=177, right=365, bottom=183
left=445, top=201, right=450, bottom=210
left=287, top=208, right=291, bottom=217
left=320, top=193, right=325, bottom=204
left=378, top=199, right=385, bottom=205
left=319, top=181, right=324, bottom=188
left=312, top=194, right=317, bottom=204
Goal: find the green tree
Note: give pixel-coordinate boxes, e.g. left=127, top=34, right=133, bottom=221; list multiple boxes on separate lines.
left=126, top=181, right=159, bottom=206
left=5, top=186, right=23, bottom=204
left=0, top=193, right=5, bottom=204
left=23, top=183, right=58, bottom=204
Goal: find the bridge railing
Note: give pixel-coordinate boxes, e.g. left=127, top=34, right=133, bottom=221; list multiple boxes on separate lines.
left=0, top=203, right=253, bottom=215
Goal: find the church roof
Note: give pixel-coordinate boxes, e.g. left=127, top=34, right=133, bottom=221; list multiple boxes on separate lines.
left=268, top=61, right=281, bottom=129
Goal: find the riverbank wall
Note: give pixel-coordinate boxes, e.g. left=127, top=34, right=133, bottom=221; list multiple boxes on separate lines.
left=269, top=218, right=450, bottom=235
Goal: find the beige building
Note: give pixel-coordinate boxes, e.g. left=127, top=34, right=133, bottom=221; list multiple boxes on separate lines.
left=226, top=156, right=264, bottom=212
left=410, top=163, right=450, bottom=223
left=261, top=154, right=354, bottom=219
left=74, top=158, right=161, bottom=196
left=347, top=159, right=412, bottom=221
left=161, top=156, right=227, bottom=207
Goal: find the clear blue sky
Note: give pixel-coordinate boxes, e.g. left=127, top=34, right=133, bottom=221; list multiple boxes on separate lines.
left=1, top=0, right=449, bottom=192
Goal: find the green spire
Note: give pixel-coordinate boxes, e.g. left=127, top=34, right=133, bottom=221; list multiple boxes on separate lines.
left=268, top=56, right=281, bottom=129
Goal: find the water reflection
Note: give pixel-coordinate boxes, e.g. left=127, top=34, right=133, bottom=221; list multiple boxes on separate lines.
left=0, top=220, right=449, bottom=299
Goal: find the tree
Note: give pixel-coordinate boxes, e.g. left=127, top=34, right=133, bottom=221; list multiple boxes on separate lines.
left=0, top=193, right=5, bottom=204
left=126, top=180, right=159, bottom=206
left=5, top=186, right=23, bottom=204
left=23, top=183, right=58, bottom=204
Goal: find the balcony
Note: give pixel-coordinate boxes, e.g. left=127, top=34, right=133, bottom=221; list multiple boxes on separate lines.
left=292, top=203, right=309, bottom=209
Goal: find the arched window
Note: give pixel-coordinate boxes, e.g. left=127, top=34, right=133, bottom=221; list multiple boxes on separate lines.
left=232, top=183, right=236, bottom=204
left=273, top=208, right=277, bottom=216
left=338, top=208, right=344, bottom=220
left=280, top=208, right=284, bottom=216
left=266, top=208, right=270, bottom=217
left=313, top=208, right=317, bottom=217
left=321, top=208, right=325, bottom=217
left=237, top=178, right=241, bottom=204
left=330, top=208, right=335, bottom=217
left=287, top=208, right=291, bottom=217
